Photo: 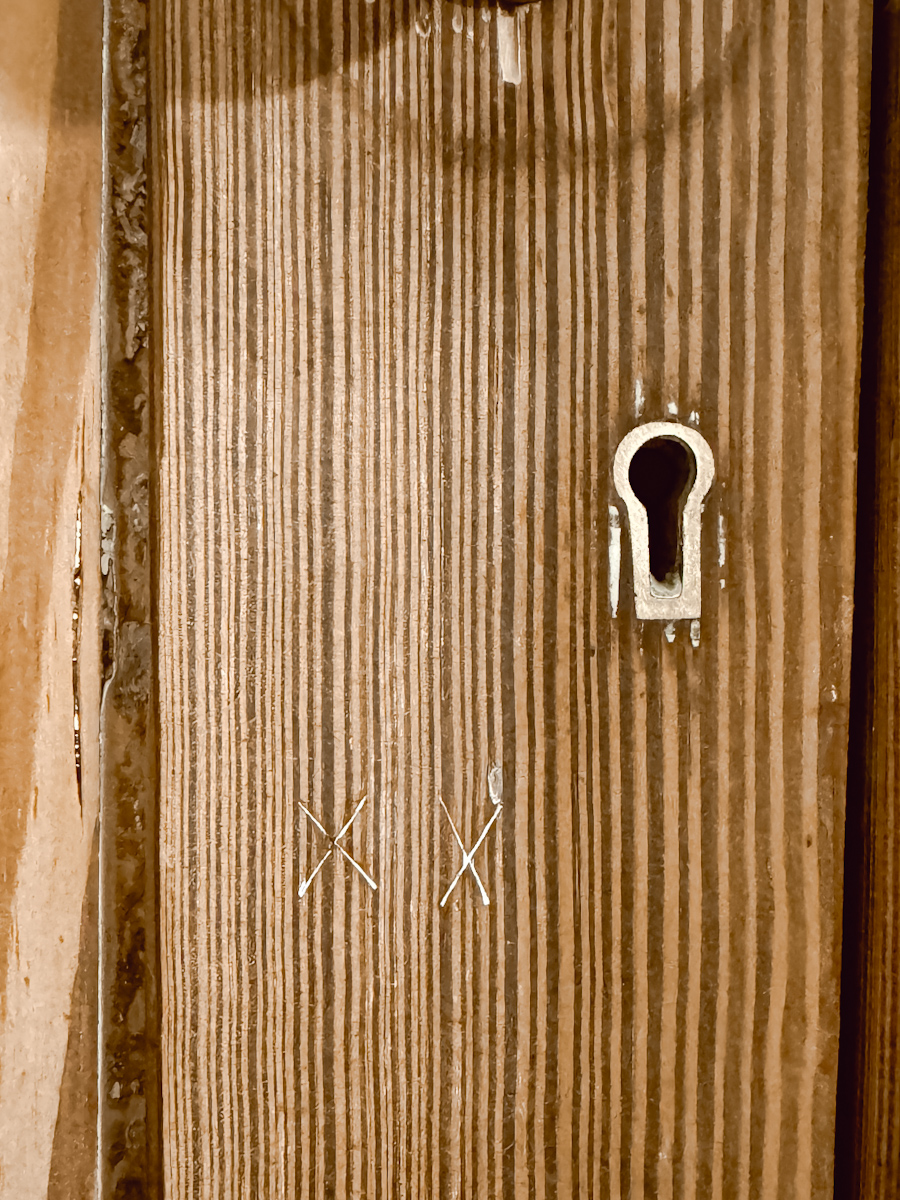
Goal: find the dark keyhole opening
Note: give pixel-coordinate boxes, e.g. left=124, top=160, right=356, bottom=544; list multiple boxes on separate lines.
left=628, top=436, right=696, bottom=590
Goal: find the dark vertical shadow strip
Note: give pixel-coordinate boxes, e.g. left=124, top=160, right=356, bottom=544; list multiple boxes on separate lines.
left=834, top=1, right=896, bottom=1196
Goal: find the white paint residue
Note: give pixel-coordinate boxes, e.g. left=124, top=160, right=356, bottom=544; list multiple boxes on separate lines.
left=690, top=619, right=701, bottom=647
left=688, top=410, right=699, bottom=426
left=829, top=684, right=838, bottom=703
left=100, top=503, right=115, bottom=577
left=664, top=622, right=676, bottom=643
left=608, top=506, right=621, bottom=618
left=488, top=764, right=503, bottom=805
left=717, top=513, right=726, bottom=568
left=498, top=13, right=521, bottom=84
left=74, top=508, right=82, bottom=573
left=635, top=378, right=645, bottom=418
left=666, top=399, right=678, bottom=416
left=451, top=8, right=463, bottom=33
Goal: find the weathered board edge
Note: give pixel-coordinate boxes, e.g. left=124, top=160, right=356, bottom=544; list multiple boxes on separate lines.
left=98, top=0, right=162, bottom=1192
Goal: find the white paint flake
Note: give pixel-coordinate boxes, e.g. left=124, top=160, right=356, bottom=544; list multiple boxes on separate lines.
left=608, top=506, right=621, bottom=618
left=498, top=13, right=521, bottom=84
left=488, top=764, right=503, bottom=805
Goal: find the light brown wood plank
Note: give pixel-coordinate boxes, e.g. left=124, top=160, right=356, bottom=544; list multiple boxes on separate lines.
left=152, top=0, right=871, bottom=1195
left=0, top=0, right=103, bottom=1194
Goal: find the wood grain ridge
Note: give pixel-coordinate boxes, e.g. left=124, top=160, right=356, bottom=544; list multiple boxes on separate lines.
left=151, top=0, right=871, bottom=1196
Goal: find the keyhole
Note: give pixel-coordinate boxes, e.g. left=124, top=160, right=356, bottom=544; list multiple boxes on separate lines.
left=628, top=437, right=696, bottom=592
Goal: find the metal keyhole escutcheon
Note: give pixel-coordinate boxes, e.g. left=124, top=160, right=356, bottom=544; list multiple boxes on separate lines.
left=613, top=421, right=715, bottom=620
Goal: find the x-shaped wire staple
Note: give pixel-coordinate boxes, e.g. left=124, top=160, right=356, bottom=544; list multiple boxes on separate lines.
left=439, top=766, right=504, bottom=908
left=297, top=793, right=378, bottom=898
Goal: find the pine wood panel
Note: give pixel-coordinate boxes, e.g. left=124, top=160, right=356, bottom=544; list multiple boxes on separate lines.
left=0, top=0, right=103, bottom=1195
left=152, top=1, right=870, bottom=1196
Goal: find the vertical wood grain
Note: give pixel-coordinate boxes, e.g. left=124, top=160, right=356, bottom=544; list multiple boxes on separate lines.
left=152, top=0, right=871, bottom=1195
left=0, top=0, right=103, bottom=1195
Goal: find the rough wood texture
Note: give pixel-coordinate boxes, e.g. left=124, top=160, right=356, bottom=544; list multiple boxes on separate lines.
left=98, top=0, right=162, bottom=1195
left=835, top=0, right=900, bottom=1195
left=0, top=0, right=103, bottom=1194
left=153, top=0, right=870, bottom=1196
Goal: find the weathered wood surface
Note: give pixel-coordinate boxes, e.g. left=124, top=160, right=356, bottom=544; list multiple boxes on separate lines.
left=834, top=0, right=900, bottom=1195
left=98, top=0, right=161, bottom=1196
left=0, top=0, right=102, bottom=1195
left=152, top=0, right=870, bottom=1196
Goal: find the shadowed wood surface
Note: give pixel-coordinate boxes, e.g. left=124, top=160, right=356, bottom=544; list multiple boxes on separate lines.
left=152, top=0, right=870, bottom=1196
left=97, top=0, right=162, bottom=1195
left=835, top=0, right=900, bottom=1195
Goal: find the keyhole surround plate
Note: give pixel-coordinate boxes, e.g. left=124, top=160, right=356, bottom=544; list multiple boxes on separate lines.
left=613, top=421, right=715, bottom=620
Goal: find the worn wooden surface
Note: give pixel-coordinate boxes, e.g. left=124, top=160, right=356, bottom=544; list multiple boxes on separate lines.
left=0, top=0, right=103, bottom=1195
left=98, top=0, right=161, bottom=1196
left=835, top=0, right=900, bottom=1195
left=153, top=0, right=870, bottom=1196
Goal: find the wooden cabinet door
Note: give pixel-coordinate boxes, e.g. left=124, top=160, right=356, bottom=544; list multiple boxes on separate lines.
left=150, top=1, right=870, bottom=1196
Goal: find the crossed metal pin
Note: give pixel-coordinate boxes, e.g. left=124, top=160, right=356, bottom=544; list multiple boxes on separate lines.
left=297, top=766, right=504, bottom=905
left=297, top=793, right=378, bottom=898
left=439, top=765, right=504, bottom=908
